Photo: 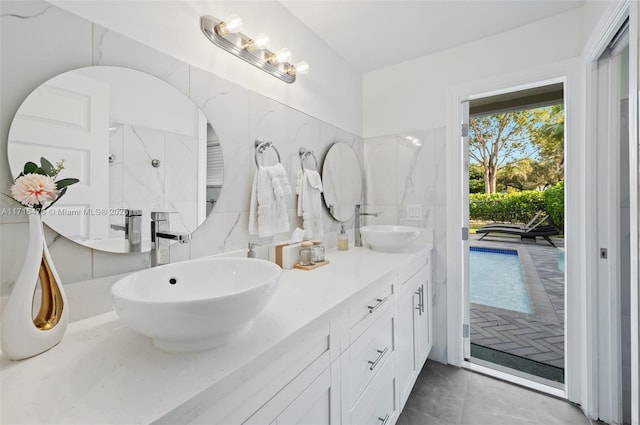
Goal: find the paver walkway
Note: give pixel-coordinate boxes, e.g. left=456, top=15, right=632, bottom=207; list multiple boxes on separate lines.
left=469, top=234, right=565, bottom=371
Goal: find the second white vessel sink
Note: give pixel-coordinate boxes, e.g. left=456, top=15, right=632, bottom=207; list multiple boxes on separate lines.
left=360, top=225, right=420, bottom=252
left=111, top=257, right=282, bottom=352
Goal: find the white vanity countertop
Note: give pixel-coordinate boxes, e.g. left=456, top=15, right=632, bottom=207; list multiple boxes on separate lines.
left=1, top=244, right=431, bottom=425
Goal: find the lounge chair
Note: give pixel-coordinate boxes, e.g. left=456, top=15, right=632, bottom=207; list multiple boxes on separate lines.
left=476, top=211, right=546, bottom=230
left=475, top=213, right=560, bottom=247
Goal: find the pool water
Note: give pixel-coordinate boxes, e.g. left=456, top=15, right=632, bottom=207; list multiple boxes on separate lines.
left=470, top=247, right=533, bottom=314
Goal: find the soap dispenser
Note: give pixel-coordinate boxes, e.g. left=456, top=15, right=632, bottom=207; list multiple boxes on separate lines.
left=338, top=225, right=349, bottom=251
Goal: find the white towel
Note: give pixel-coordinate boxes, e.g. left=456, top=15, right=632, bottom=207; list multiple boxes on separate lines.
left=249, top=164, right=291, bottom=238
left=266, top=163, right=292, bottom=198
left=296, top=169, right=324, bottom=240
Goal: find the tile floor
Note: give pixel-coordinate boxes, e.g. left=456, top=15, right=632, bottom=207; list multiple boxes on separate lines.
left=397, top=361, right=600, bottom=425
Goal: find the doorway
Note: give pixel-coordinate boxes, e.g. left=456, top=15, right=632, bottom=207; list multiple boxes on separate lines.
left=461, top=83, right=567, bottom=389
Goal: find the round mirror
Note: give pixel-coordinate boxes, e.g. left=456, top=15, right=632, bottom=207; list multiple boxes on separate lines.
left=321, top=142, right=363, bottom=222
left=7, top=66, right=224, bottom=253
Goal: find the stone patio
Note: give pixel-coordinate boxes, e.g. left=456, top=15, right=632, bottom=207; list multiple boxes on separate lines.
left=469, top=233, right=565, bottom=373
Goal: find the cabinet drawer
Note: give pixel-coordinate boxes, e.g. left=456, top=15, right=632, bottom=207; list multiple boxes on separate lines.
left=398, top=252, right=429, bottom=285
left=349, top=352, right=397, bottom=425
left=344, top=307, right=394, bottom=406
left=347, top=274, right=395, bottom=340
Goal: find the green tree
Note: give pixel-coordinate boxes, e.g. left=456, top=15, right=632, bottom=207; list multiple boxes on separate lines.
left=469, top=111, right=533, bottom=193
left=469, top=164, right=486, bottom=193
left=529, top=105, right=564, bottom=188
left=497, top=158, right=535, bottom=191
left=469, top=105, right=565, bottom=194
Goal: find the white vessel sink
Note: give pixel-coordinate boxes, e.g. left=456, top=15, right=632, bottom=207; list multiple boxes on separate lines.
left=111, top=257, right=282, bottom=352
left=360, top=225, right=420, bottom=252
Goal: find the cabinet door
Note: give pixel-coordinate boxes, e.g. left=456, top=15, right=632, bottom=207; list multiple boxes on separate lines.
left=396, top=276, right=420, bottom=408
left=415, top=273, right=433, bottom=368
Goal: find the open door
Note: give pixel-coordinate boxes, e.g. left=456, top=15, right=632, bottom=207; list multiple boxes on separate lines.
left=461, top=99, right=471, bottom=361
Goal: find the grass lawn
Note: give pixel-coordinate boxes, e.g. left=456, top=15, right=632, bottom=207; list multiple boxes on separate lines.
left=469, top=221, right=489, bottom=234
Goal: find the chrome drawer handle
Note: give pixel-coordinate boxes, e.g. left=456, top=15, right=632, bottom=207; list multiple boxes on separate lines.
left=414, top=287, right=423, bottom=315
left=367, top=295, right=389, bottom=314
left=368, top=346, right=389, bottom=370
left=378, top=413, right=391, bottom=425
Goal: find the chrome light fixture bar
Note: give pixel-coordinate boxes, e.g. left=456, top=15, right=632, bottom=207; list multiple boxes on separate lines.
left=201, top=16, right=309, bottom=84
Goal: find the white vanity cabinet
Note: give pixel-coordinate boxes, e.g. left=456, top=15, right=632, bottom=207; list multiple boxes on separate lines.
left=2, top=246, right=436, bottom=425
left=230, top=251, right=433, bottom=425
left=396, top=253, right=433, bottom=409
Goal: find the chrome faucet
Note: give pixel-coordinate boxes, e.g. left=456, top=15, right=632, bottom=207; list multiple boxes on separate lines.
left=247, top=242, right=259, bottom=258
left=110, top=209, right=143, bottom=252
left=354, top=204, right=378, bottom=247
left=150, top=212, right=191, bottom=267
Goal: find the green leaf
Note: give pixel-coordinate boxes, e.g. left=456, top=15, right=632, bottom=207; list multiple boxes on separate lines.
left=33, top=167, right=48, bottom=176
left=23, top=162, right=38, bottom=174
left=55, top=178, right=79, bottom=190
left=40, top=158, right=55, bottom=176
left=44, top=187, right=67, bottom=211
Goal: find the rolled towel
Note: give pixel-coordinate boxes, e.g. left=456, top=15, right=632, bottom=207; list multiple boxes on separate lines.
left=266, top=163, right=292, bottom=198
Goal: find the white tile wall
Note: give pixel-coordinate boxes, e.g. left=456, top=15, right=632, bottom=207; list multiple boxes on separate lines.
left=364, top=127, right=448, bottom=362
left=0, top=0, right=363, bottom=298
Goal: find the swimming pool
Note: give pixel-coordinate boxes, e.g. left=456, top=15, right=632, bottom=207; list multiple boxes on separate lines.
left=470, top=247, right=533, bottom=314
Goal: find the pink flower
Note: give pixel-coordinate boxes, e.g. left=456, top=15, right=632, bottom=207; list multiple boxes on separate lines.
left=10, top=173, right=59, bottom=208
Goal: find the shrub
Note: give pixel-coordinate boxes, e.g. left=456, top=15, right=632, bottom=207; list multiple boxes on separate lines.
left=543, top=180, right=564, bottom=228
left=469, top=191, right=545, bottom=224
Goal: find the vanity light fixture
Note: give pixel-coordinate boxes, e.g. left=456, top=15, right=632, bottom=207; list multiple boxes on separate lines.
left=201, top=15, right=309, bottom=84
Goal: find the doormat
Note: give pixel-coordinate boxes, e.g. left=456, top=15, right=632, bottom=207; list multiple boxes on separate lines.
left=471, top=343, right=565, bottom=384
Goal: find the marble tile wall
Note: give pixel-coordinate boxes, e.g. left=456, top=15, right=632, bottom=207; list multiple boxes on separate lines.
left=364, top=128, right=448, bottom=362
left=108, top=123, right=200, bottom=240
left=0, top=1, right=363, bottom=296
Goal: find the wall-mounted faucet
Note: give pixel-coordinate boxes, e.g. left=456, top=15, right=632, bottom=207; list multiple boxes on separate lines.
left=150, top=212, right=191, bottom=267
left=354, top=204, right=378, bottom=247
left=110, top=209, right=142, bottom=252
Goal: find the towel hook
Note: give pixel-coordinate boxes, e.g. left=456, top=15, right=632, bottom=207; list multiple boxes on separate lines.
left=255, top=138, right=281, bottom=167
left=298, top=147, right=318, bottom=171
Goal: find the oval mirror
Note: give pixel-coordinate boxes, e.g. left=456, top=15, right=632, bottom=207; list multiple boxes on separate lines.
left=7, top=66, right=224, bottom=253
left=321, top=142, right=362, bottom=222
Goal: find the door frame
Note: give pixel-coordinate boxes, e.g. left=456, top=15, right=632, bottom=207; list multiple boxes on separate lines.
left=628, top=4, right=639, bottom=425
left=582, top=2, right=634, bottom=423
left=446, top=58, right=583, bottom=400
left=458, top=77, right=568, bottom=396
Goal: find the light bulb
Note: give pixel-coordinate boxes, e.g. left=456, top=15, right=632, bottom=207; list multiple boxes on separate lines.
left=274, top=48, right=292, bottom=64
left=223, top=14, right=243, bottom=33
left=253, top=32, right=271, bottom=50
left=287, top=61, right=310, bottom=76
left=294, top=61, right=310, bottom=75
left=215, top=14, right=243, bottom=36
